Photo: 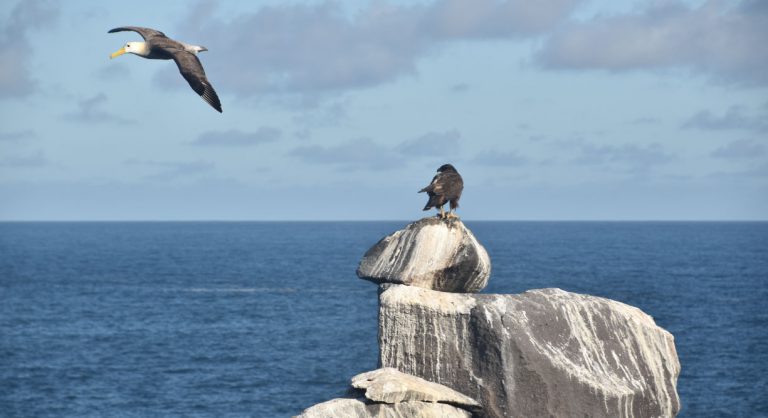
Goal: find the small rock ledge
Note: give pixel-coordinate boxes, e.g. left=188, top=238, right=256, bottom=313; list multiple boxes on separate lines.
left=294, top=398, right=471, bottom=418
left=294, top=368, right=479, bottom=418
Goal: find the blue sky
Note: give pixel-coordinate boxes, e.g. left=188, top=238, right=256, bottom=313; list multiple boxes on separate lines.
left=1, top=0, right=766, bottom=220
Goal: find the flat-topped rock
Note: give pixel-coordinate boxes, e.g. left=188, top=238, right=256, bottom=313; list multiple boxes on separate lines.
left=379, top=284, right=681, bottom=418
left=294, top=368, right=478, bottom=418
left=294, top=398, right=472, bottom=418
left=356, top=217, right=491, bottom=293
left=351, top=368, right=480, bottom=409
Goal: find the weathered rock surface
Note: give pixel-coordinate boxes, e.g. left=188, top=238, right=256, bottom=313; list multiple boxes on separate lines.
left=294, top=368, right=477, bottom=418
left=356, top=217, right=491, bottom=293
left=379, top=284, right=681, bottom=418
left=294, top=398, right=472, bottom=418
left=351, top=367, right=480, bottom=410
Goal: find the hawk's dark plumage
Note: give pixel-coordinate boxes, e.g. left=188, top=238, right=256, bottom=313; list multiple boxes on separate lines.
left=418, top=164, right=464, bottom=218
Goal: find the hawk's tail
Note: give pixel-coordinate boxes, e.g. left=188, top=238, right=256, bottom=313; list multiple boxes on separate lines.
left=423, top=195, right=441, bottom=211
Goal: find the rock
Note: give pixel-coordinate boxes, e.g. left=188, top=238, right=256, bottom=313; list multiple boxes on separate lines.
left=294, top=398, right=472, bottom=418
left=294, top=367, right=479, bottom=418
left=378, top=284, right=681, bottom=418
left=351, top=367, right=480, bottom=410
left=356, top=217, right=491, bottom=293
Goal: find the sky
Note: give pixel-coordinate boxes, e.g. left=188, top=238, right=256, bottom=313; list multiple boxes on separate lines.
left=0, top=0, right=766, bottom=220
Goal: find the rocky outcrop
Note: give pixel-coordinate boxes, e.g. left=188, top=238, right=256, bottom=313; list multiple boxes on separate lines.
left=294, top=398, right=472, bottom=418
left=356, top=217, right=491, bottom=293
left=296, top=216, right=681, bottom=417
left=294, top=368, right=478, bottom=418
left=378, top=284, right=681, bottom=418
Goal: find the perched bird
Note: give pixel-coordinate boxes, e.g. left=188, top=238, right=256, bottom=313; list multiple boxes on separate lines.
left=419, top=164, right=464, bottom=218
left=109, top=26, right=222, bottom=113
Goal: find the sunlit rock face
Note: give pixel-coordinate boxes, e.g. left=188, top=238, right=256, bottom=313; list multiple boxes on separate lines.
left=357, top=217, right=491, bottom=293
left=378, top=284, right=681, bottom=418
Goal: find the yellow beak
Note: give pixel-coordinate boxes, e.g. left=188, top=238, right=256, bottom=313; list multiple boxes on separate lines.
left=110, top=47, right=126, bottom=59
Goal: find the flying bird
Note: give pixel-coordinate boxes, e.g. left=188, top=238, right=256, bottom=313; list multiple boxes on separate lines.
left=109, top=26, right=222, bottom=113
left=419, top=164, right=464, bottom=219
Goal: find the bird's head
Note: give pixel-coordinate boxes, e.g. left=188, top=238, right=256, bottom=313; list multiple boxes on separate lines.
left=437, top=163, right=458, bottom=173
left=110, top=41, right=147, bottom=59
left=190, top=45, right=208, bottom=54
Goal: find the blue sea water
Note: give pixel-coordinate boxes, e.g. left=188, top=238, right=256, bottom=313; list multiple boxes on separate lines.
left=0, top=221, right=766, bottom=417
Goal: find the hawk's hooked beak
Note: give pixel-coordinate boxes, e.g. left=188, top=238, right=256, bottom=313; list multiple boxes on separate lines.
left=110, top=47, right=126, bottom=59
left=199, top=46, right=208, bottom=52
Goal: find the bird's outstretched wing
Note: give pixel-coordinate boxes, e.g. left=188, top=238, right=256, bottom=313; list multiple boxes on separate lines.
left=419, top=173, right=443, bottom=193
left=108, top=26, right=166, bottom=40
left=171, top=50, right=222, bottom=113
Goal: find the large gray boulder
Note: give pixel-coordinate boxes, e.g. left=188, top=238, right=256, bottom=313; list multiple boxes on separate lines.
left=356, top=217, right=491, bottom=293
left=379, top=284, right=681, bottom=418
left=294, top=368, right=477, bottom=418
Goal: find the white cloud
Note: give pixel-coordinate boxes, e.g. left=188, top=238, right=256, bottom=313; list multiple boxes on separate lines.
left=711, top=139, right=766, bottom=159
left=0, top=150, right=47, bottom=168
left=290, top=129, right=470, bottom=170
left=683, top=105, right=768, bottom=133
left=473, top=149, right=529, bottom=166
left=173, top=0, right=581, bottom=97
left=0, top=0, right=58, bottom=98
left=536, top=0, right=768, bottom=86
left=571, top=142, right=674, bottom=169
left=289, top=137, right=404, bottom=170
left=65, top=93, right=134, bottom=124
left=396, top=129, right=461, bottom=156
left=423, top=0, right=580, bottom=39
left=0, top=130, right=35, bottom=142
left=124, top=159, right=215, bottom=181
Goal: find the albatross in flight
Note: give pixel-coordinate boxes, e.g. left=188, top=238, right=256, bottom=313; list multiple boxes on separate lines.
left=109, top=26, right=222, bottom=113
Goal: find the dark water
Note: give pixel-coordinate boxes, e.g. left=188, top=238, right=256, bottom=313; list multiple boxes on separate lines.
left=0, top=222, right=766, bottom=417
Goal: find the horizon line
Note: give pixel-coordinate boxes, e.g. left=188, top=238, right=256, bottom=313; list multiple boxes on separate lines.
left=1, top=219, right=766, bottom=223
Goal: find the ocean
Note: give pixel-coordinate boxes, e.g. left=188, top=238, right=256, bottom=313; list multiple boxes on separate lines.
left=0, top=221, right=766, bottom=417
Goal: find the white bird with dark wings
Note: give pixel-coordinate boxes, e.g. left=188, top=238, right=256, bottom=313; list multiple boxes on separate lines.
left=109, top=26, right=222, bottom=113
left=419, top=164, right=464, bottom=219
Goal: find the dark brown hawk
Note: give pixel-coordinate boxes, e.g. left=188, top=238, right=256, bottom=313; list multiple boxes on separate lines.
left=418, top=164, right=464, bottom=218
